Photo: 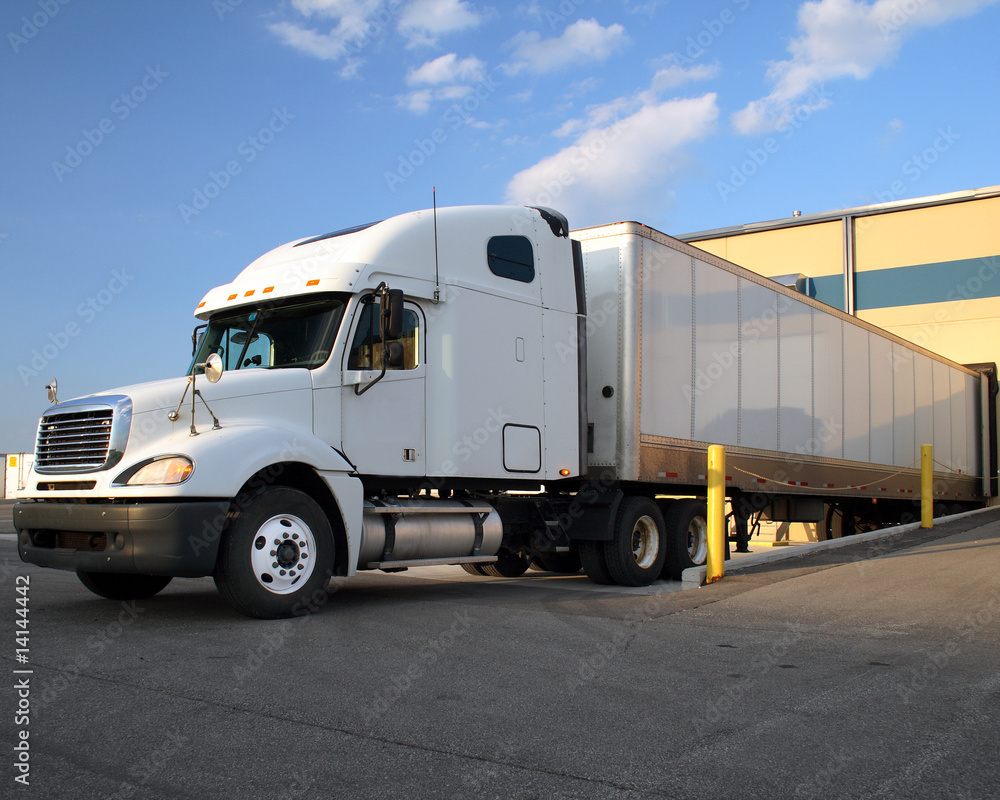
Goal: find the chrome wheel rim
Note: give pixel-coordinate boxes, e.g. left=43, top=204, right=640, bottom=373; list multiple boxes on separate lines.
left=631, top=515, right=660, bottom=569
left=687, top=516, right=708, bottom=565
left=250, top=513, right=316, bottom=594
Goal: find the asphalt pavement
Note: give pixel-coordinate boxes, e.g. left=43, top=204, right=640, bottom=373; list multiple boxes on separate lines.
left=2, top=501, right=999, bottom=799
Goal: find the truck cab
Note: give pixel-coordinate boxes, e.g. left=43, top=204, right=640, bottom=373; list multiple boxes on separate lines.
left=15, top=205, right=588, bottom=618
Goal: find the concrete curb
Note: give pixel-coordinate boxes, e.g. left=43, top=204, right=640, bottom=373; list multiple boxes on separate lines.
left=680, top=505, right=998, bottom=590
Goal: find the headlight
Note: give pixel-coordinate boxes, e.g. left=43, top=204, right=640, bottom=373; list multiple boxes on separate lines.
left=123, top=456, right=194, bottom=486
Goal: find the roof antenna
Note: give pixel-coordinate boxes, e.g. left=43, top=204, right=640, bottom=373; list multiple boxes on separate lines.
left=432, top=186, right=441, bottom=304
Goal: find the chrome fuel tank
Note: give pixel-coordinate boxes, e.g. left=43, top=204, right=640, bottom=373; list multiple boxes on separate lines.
left=359, top=498, right=503, bottom=567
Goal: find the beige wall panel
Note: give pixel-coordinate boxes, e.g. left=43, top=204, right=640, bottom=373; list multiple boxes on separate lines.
left=855, top=196, right=1000, bottom=271
left=859, top=296, right=1000, bottom=366
left=693, top=221, right=844, bottom=279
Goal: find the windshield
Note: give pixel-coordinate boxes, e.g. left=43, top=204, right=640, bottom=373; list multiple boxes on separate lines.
left=190, top=294, right=348, bottom=374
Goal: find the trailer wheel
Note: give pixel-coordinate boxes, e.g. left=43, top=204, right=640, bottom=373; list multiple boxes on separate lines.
left=214, top=487, right=335, bottom=619
left=824, top=503, right=856, bottom=539
left=604, top=496, right=666, bottom=586
left=77, top=572, right=172, bottom=601
left=480, top=548, right=530, bottom=577
left=579, top=540, right=614, bottom=584
left=663, top=499, right=708, bottom=581
left=460, top=563, right=489, bottom=576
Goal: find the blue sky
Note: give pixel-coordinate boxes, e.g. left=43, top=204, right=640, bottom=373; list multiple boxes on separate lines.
left=2, top=0, right=999, bottom=454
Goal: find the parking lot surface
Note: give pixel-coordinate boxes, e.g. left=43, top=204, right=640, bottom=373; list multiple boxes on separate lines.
left=3, top=501, right=999, bottom=799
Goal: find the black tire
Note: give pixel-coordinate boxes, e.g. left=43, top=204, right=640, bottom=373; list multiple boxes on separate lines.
left=604, top=496, right=666, bottom=586
left=824, top=503, right=856, bottom=540
left=480, top=549, right=530, bottom=577
left=213, top=487, right=335, bottom=619
left=77, top=572, right=172, bottom=601
left=534, top=552, right=582, bottom=574
left=663, top=499, right=708, bottom=581
left=460, top=563, right=489, bottom=576
left=579, top=540, right=614, bottom=585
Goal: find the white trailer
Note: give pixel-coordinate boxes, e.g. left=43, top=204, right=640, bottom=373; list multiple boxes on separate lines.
left=4, top=454, right=33, bottom=499
left=14, top=206, right=996, bottom=617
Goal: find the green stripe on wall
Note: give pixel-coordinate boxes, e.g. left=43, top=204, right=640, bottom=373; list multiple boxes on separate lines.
left=855, top=255, right=1000, bottom=310
left=811, top=275, right=845, bottom=311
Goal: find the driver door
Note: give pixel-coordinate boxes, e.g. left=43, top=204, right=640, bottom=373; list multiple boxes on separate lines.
left=340, top=300, right=426, bottom=477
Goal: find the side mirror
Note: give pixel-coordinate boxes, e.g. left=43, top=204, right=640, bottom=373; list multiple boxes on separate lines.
left=381, top=289, right=404, bottom=340
left=203, top=352, right=224, bottom=384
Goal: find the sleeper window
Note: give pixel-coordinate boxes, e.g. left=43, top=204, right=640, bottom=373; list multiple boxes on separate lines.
left=487, top=236, right=535, bottom=283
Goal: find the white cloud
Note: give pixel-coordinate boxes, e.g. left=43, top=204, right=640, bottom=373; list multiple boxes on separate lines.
left=399, top=89, right=434, bottom=113
left=406, top=53, right=486, bottom=85
left=398, top=53, right=488, bottom=112
left=504, top=19, right=629, bottom=74
left=649, top=62, right=720, bottom=91
left=882, top=117, right=904, bottom=143
left=398, top=0, right=483, bottom=47
left=269, top=0, right=388, bottom=74
left=734, top=0, right=1000, bottom=134
left=505, top=92, right=718, bottom=226
left=271, top=0, right=482, bottom=73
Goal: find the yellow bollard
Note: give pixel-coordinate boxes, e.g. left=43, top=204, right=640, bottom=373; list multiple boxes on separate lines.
left=707, top=445, right=726, bottom=584
left=921, top=444, right=933, bottom=529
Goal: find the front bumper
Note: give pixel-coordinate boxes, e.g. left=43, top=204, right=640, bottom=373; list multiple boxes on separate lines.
left=14, top=500, right=231, bottom=577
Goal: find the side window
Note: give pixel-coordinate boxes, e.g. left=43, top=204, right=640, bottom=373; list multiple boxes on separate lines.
left=487, top=236, right=534, bottom=283
left=348, top=303, right=420, bottom=370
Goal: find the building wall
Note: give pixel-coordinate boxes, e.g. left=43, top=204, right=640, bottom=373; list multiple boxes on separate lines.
left=853, top=196, right=1000, bottom=367
left=680, top=188, right=1000, bottom=370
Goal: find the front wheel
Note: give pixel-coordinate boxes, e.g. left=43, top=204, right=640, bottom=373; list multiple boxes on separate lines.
left=214, top=487, right=335, bottom=619
left=77, top=572, right=172, bottom=600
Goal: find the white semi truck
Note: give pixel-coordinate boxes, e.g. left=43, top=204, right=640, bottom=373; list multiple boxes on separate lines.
left=15, top=206, right=997, bottom=617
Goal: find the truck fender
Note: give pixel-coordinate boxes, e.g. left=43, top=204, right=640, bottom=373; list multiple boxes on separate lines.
left=170, top=423, right=355, bottom=498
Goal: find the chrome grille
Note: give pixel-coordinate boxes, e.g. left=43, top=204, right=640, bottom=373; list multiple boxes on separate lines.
left=34, top=395, right=132, bottom=474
